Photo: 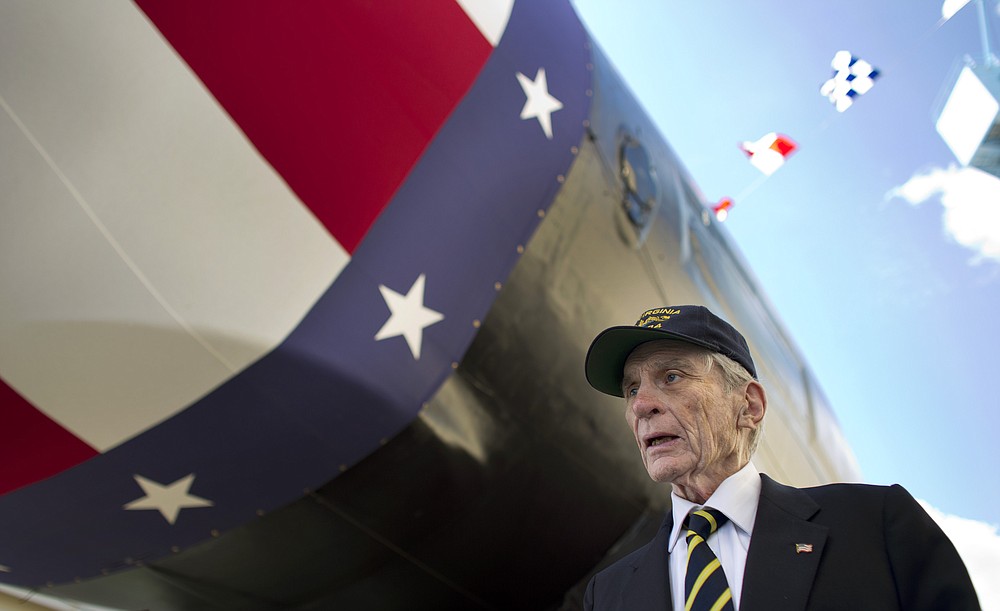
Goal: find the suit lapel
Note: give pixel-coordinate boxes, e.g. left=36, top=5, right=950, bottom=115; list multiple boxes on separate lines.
left=620, top=512, right=675, bottom=611
left=740, top=475, right=828, bottom=611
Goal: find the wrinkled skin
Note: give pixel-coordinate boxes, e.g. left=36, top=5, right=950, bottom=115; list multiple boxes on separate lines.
left=621, top=340, right=766, bottom=503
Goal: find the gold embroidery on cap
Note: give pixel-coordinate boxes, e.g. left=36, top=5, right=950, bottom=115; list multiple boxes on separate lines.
left=636, top=308, right=681, bottom=327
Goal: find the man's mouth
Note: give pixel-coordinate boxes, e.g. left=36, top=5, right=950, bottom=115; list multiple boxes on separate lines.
left=646, top=434, right=679, bottom=448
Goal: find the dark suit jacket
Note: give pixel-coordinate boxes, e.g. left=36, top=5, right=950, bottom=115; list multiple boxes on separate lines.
left=584, top=474, right=980, bottom=610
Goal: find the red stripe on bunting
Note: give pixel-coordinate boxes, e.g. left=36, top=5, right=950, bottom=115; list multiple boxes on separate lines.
left=134, top=0, right=492, bottom=253
left=0, top=378, right=98, bottom=495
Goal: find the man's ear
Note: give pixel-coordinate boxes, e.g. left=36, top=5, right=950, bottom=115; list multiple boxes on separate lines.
left=738, top=380, right=766, bottom=431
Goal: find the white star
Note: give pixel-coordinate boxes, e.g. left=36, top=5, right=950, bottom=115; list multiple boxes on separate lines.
left=123, top=474, right=214, bottom=525
left=517, top=67, right=563, bottom=139
left=375, top=273, right=444, bottom=360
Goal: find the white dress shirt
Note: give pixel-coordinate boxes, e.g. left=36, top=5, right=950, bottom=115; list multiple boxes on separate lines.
left=667, top=462, right=761, bottom=610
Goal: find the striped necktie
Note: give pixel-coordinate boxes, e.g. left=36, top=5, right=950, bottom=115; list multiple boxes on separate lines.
left=683, top=508, right=735, bottom=611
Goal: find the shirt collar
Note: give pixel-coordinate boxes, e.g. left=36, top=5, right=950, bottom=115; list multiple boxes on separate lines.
left=667, top=461, right=761, bottom=552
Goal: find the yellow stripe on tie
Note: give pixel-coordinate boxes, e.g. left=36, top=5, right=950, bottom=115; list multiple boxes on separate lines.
left=708, top=589, right=733, bottom=611
left=686, top=532, right=703, bottom=564
left=684, top=558, right=721, bottom=611
left=694, top=509, right=719, bottom=533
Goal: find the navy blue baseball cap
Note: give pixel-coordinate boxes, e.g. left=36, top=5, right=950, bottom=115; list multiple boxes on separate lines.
left=585, top=305, right=757, bottom=397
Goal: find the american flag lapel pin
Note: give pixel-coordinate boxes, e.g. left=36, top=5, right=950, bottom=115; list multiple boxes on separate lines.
left=795, top=543, right=814, bottom=554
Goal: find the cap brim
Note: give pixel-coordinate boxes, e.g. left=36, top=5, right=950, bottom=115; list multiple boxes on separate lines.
left=584, top=326, right=718, bottom=397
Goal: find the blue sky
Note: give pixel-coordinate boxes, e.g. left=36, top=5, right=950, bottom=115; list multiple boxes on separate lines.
left=571, top=0, right=1000, bottom=529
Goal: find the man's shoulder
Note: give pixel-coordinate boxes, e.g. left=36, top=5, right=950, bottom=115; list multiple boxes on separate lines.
left=761, top=473, right=920, bottom=516
left=584, top=539, right=656, bottom=610
left=590, top=538, right=652, bottom=581
left=793, top=478, right=908, bottom=499
left=763, top=473, right=904, bottom=497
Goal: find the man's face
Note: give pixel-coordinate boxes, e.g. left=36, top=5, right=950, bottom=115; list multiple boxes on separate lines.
left=621, top=340, right=747, bottom=494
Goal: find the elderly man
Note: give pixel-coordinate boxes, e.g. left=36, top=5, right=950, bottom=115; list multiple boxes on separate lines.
left=582, top=305, right=979, bottom=611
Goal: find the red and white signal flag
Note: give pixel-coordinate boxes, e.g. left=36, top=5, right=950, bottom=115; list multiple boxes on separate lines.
left=739, top=132, right=798, bottom=176
left=712, top=197, right=734, bottom=221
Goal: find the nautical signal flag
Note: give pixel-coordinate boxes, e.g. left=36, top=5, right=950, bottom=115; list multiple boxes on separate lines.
left=739, top=132, right=797, bottom=176
left=820, top=51, right=880, bottom=112
left=942, top=0, right=972, bottom=21
left=712, top=197, right=734, bottom=222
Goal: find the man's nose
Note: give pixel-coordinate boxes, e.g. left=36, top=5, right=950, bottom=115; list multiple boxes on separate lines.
left=629, top=385, right=662, bottom=419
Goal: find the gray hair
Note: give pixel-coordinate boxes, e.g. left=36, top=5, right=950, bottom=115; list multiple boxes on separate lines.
left=705, top=352, right=764, bottom=457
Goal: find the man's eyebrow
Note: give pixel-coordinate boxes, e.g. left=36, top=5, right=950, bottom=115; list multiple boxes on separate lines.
left=623, top=356, right=699, bottom=379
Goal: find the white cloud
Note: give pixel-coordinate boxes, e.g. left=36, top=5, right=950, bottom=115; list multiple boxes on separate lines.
left=887, top=165, right=1000, bottom=263
left=919, top=500, right=1000, bottom=610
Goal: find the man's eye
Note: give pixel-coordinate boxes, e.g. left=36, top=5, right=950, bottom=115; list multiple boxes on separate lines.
left=665, top=373, right=680, bottom=384
left=626, top=387, right=638, bottom=397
